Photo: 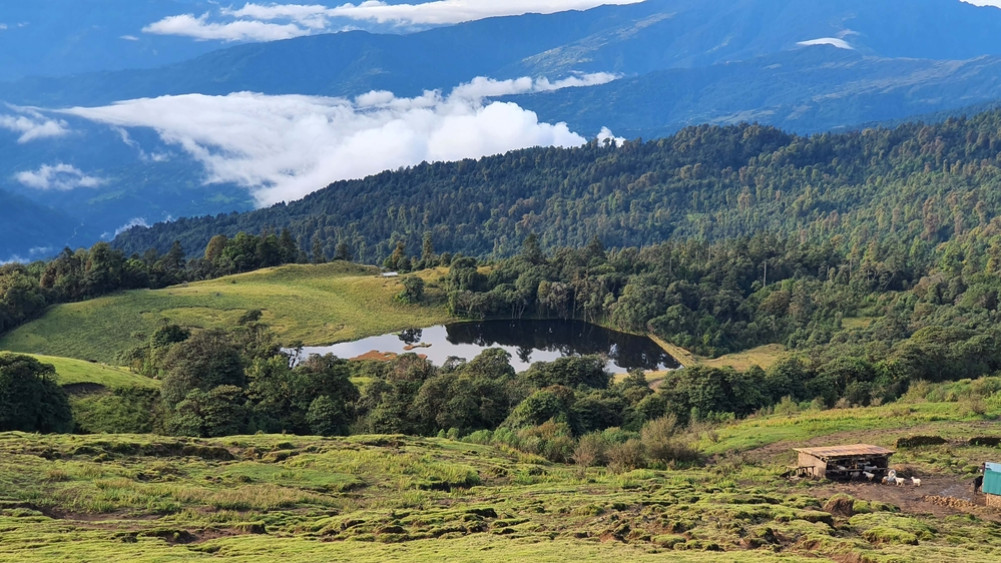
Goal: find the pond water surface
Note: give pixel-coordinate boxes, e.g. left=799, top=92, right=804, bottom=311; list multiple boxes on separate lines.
left=298, top=319, right=680, bottom=373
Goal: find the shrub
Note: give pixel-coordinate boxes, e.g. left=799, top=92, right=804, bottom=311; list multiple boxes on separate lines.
left=607, top=439, right=645, bottom=473
left=516, top=420, right=574, bottom=462
left=573, top=433, right=609, bottom=468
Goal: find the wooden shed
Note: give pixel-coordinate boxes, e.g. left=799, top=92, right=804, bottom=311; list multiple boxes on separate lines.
left=794, top=444, right=894, bottom=481
left=982, top=462, right=1001, bottom=508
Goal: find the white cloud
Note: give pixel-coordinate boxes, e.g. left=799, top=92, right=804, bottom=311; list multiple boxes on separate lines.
left=15, top=163, right=105, bottom=191
left=113, top=127, right=170, bottom=162
left=450, top=73, right=618, bottom=100
left=0, top=23, right=7, bottom=31
left=1, top=246, right=55, bottom=265
left=63, top=74, right=617, bottom=206
left=114, top=218, right=150, bottom=237
left=142, top=13, right=311, bottom=42
left=223, top=3, right=332, bottom=29
left=120, top=34, right=139, bottom=41
left=597, top=126, right=624, bottom=147
left=143, top=0, right=647, bottom=41
left=796, top=37, right=853, bottom=50
left=962, top=1, right=1001, bottom=7
left=0, top=106, right=70, bottom=143
left=326, top=0, right=646, bottom=26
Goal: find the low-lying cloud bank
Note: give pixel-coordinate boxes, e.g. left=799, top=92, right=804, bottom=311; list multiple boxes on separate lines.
left=15, top=163, right=104, bottom=191
left=63, top=74, right=620, bottom=206
left=143, top=0, right=646, bottom=42
left=0, top=106, right=70, bottom=143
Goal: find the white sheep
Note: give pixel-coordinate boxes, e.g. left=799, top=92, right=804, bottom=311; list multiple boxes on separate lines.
left=911, top=477, right=922, bottom=487
left=894, top=477, right=906, bottom=486
left=863, top=471, right=875, bottom=481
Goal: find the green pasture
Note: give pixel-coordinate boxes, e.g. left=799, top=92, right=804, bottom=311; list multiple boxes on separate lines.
left=0, top=263, right=455, bottom=363
left=25, top=354, right=159, bottom=389
left=5, top=381, right=1001, bottom=563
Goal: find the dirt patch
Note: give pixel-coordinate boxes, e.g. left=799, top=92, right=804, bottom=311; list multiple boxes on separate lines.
left=823, top=496, right=856, bottom=517
left=350, top=350, right=428, bottom=362
left=807, top=476, right=1001, bottom=522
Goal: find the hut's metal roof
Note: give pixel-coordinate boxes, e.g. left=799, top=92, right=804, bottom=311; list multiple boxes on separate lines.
left=793, top=444, right=895, bottom=459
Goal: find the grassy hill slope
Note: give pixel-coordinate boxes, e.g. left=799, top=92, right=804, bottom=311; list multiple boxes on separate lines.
left=3, top=380, right=1001, bottom=561
left=0, top=262, right=454, bottom=364
left=27, top=354, right=159, bottom=390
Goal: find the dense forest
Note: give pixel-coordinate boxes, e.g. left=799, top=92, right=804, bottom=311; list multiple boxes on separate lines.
left=9, top=109, right=1001, bottom=456
left=116, top=109, right=1001, bottom=266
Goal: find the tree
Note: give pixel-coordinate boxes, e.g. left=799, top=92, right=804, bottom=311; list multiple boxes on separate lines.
left=384, top=240, right=408, bottom=271
left=204, top=234, right=228, bottom=264
left=0, top=353, right=72, bottom=433
left=278, top=229, right=298, bottom=264
left=334, top=241, right=351, bottom=262
left=161, top=330, right=245, bottom=408
left=293, top=354, right=359, bottom=435
left=421, top=231, right=435, bottom=266
left=522, top=355, right=610, bottom=390
left=307, top=395, right=348, bottom=436
left=522, top=233, right=545, bottom=265
left=169, top=385, right=246, bottom=437
left=312, top=236, right=326, bottom=264
left=397, top=276, right=425, bottom=304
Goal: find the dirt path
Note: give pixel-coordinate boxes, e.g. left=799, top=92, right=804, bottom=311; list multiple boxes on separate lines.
left=807, top=476, right=1001, bottom=522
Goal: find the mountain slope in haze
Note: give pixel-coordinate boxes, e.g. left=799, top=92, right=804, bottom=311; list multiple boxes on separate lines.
left=0, top=1, right=231, bottom=82
left=512, top=46, right=1001, bottom=138
left=7, top=0, right=1001, bottom=107
left=10, top=0, right=1001, bottom=260
left=0, top=189, right=81, bottom=259
left=113, top=107, right=1001, bottom=264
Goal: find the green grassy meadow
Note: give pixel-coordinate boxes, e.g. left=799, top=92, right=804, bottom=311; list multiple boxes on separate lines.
left=0, top=263, right=455, bottom=363
left=28, top=354, right=159, bottom=390
left=7, top=264, right=1001, bottom=560
left=4, top=381, right=1001, bottom=561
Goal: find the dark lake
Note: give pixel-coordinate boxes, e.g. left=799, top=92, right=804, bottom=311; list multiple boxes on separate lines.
left=298, top=319, right=680, bottom=373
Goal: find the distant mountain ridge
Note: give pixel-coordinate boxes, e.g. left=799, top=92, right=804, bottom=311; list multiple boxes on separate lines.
left=7, top=0, right=1001, bottom=259
left=113, top=108, right=1001, bottom=266
left=7, top=0, right=1001, bottom=107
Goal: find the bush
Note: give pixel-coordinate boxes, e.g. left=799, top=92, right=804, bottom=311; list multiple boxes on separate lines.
left=515, top=420, right=575, bottom=462
left=607, top=439, right=645, bottom=473
left=640, top=415, right=701, bottom=466
left=71, top=387, right=161, bottom=434
left=573, top=433, right=609, bottom=468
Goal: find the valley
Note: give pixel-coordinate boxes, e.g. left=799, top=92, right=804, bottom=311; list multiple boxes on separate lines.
left=8, top=1, right=1001, bottom=560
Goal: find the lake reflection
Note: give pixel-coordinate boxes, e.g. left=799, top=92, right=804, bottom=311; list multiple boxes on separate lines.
left=297, top=319, right=680, bottom=373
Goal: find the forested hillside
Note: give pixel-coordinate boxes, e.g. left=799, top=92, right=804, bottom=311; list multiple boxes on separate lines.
left=115, top=109, right=1001, bottom=265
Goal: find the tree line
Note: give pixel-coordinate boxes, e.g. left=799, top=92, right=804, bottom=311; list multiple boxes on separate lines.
left=0, top=230, right=303, bottom=335
left=112, top=109, right=1001, bottom=269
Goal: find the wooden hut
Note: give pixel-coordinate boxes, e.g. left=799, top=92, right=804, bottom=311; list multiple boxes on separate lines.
left=794, top=444, right=894, bottom=481
left=982, top=462, right=1001, bottom=508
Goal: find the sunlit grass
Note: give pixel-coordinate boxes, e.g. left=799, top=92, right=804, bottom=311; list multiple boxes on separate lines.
left=3, top=419, right=1001, bottom=561
left=23, top=354, right=159, bottom=389
left=0, top=262, right=455, bottom=363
